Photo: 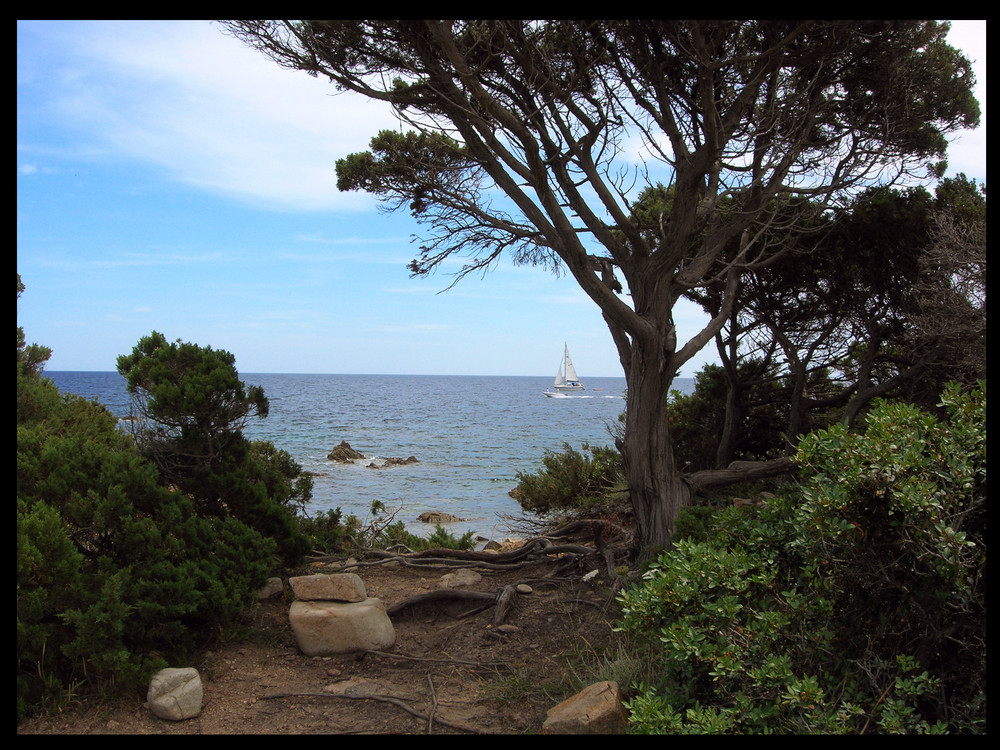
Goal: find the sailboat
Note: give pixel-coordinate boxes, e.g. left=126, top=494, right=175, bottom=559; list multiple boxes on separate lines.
left=544, top=344, right=585, bottom=397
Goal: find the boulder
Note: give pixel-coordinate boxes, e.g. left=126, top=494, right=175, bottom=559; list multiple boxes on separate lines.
left=385, top=455, right=419, bottom=466
left=146, top=667, right=203, bottom=721
left=289, top=598, right=396, bottom=656
left=328, top=441, right=365, bottom=462
left=542, top=680, right=627, bottom=734
left=289, top=572, right=367, bottom=602
left=417, top=511, right=465, bottom=524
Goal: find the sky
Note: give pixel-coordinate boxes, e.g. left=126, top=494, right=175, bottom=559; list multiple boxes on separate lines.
left=16, top=20, right=987, bottom=378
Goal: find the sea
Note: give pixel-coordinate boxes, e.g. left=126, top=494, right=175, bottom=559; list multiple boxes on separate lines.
left=44, top=371, right=695, bottom=543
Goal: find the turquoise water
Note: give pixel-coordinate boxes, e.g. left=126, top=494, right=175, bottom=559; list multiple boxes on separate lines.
left=45, top=371, right=694, bottom=541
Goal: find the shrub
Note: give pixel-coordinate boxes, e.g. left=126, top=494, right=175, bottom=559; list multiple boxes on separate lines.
left=17, top=375, right=276, bottom=721
left=512, top=442, right=623, bottom=514
left=617, top=382, right=986, bottom=734
left=298, top=507, right=351, bottom=554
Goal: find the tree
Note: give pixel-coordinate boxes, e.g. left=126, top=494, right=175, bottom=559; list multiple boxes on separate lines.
left=117, top=331, right=311, bottom=564
left=222, top=20, right=979, bottom=556
left=17, top=274, right=51, bottom=379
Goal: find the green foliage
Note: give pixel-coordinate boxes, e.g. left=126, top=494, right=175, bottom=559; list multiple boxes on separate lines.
left=117, top=331, right=311, bottom=565
left=617, top=383, right=986, bottom=733
left=379, top=521, right=477, bottom=552
left=512, top=442, right=623, bottom=514
left=666, top=363, right=789, bottom=470
left=298, top=507, right=352, bottom=554
left=16, top=316, right=317, bottom=721
left=16, top=371, right=276, bottom=721
left=304, top=502, right=476, bottom=553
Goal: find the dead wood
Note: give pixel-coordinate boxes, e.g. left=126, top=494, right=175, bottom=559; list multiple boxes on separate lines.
left=686, top=456, right=797, bottom=495
left=492, top=585, right=517, bottom=626
left=386, top=588, right=496, bottom=617
left=261, top=690, right=486, bottom=734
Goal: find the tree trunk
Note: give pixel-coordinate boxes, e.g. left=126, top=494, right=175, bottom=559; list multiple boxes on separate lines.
left=716, top=369, right=742, bottom=468
left=620, top=340, right=691, bottom=559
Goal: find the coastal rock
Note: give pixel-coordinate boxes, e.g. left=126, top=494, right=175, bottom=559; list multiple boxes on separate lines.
left=328, top=441, right=365, bottom=462
left=541, top=681, right=627, bottom=734
left=367, top=456, right=419, bottom=469
left=386, top=456, right=419, bottom=466
left=146, top=667, right=203, bottom=721
left=289, top=599, right=396, bottom=656
left=289, top=573, right=367, bottom=602
left=417, top=511, right=465, bottom=524
left=437, top=569, right=482, bottom=588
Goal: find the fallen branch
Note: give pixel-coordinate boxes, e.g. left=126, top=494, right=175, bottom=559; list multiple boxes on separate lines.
left=261, top=690, right=485, bottom=734
left=361, top=650, right=507, bottom=667
left=386, top=588, right=496, bottom=617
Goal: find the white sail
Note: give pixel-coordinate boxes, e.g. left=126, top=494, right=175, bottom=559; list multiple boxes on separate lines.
left=562, top=344, right=579, bottom=383
left=547, top=343, right=584, bottom=393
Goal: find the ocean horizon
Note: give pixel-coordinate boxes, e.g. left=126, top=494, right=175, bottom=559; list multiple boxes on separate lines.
left=45, top=371, right=695, bottom=541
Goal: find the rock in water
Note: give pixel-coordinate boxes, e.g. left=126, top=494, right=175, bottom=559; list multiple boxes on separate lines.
left=328, top=441, right=365, bottom=462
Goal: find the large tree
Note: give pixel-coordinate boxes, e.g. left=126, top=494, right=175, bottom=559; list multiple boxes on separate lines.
left=223, top=20, right=979, bottom=555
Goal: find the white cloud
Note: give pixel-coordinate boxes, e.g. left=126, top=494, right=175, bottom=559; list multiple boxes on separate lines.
left=21, top=20, right=402, bottom=212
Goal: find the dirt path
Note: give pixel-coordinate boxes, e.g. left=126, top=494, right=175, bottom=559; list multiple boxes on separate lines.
left=18, top=555, right=625, bottom=735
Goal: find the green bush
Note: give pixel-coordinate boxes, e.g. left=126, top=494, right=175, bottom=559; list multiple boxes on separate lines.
left=117, top=332, right=312, bottom=565
left=17, top=374, right=276, bottom=720
left=512, top=442, right=623, bottom=514
left=16, top=323, right=317, bottom=721
left=298, top=507, right=351, bottom=554
left=617, top=382, right=986, bottom=734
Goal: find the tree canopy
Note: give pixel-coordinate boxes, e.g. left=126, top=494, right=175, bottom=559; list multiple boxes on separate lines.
left=223, top=20, right=980, bottom=554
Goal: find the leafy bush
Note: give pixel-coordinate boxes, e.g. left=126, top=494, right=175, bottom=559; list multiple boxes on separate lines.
left=117, top=332, right=311, bottom=565
left=617, top=382, right=986, bottom=734
left=17, top=374, right=276, bottom=721
left=298, top=507, right=351, bottom=554
left=17, top=321, right=316, bottom=721
left=512, top=442, right=623, bottom=514
left=308, top=501, right=476, bottom=553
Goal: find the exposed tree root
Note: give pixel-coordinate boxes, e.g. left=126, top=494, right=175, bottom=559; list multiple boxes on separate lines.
left=260, top=690, right=486, bottom=734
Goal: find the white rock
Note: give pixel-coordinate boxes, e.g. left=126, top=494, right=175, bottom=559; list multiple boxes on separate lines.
left=289, top=598, right=395, bottom=656
left=146, top=667, right=203, bottom=721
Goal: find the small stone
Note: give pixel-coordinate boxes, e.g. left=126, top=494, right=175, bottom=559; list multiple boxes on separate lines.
left=257, top=577, right=284, bottom=600
left=146, top=667, right=203, bottom=721
left=516, top=583, right=533, bottom=594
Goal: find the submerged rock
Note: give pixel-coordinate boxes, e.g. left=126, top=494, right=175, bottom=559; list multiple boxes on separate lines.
left=417, top=511, right=465, bottom=524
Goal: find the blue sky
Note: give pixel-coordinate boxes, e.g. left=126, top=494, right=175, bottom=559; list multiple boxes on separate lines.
left=17, top=21, right=987, bottom=377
